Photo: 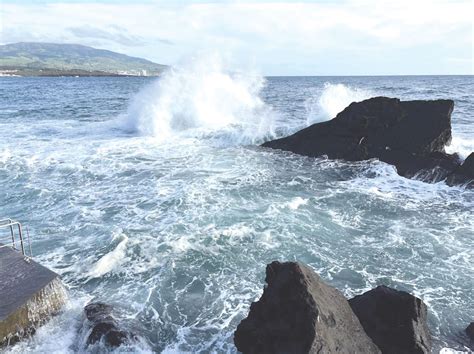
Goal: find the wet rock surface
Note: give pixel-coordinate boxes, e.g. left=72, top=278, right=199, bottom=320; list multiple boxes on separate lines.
left=262, top=97, right=473, bottom=187
left=234, top=261, right=380, bottom=354
left=446, top=152, right=474, bottom=187
left=84, top=302, right=130, bottom=348
left=466, top=322, right=474, bottom=341
left=349, top=286, right=431, bottom=354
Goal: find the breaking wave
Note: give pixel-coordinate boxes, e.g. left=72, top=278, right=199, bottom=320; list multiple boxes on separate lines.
left=122, top=54, right=275, bottom=145
left=306, top=83, right=373, bottom=124
left=88, top=233, right=129, bottom=279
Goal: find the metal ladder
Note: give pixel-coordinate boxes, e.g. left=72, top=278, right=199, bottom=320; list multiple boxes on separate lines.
left=0, top=218, right=33, bottom=257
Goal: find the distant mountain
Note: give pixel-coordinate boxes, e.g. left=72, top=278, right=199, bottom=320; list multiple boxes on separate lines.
left=0, top=42, right=167, bottom=76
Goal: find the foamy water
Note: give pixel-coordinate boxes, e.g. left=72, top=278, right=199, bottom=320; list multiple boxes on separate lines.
left=0, top=67, right=473, bottom=353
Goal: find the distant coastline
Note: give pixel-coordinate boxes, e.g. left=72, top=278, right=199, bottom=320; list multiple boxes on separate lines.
left=0, top=42, right=166, bottom=77
left=0, top=67, right=159, bottom=77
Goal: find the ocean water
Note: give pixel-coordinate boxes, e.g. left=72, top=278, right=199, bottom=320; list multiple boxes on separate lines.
left=0, top=66, right=473, bottom=353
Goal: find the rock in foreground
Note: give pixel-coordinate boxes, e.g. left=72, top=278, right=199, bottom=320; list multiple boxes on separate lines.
left=349, top=286, right=431, bottom=354
left=234, top=261, right=380, bottom=354
left=262, top=97, right=472, bottom=186
left=84, top=302, right=131, bottom=348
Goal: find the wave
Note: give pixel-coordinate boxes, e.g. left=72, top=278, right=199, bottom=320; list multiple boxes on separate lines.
left=120, top=57, right=378, bottom=147
left=445, top=136, right=473, bottom=160
left=88, top=233, right=129, bottom=278
left=305, top=83, right=373, bottom=124
left=121, top=53, right=275, bottom=145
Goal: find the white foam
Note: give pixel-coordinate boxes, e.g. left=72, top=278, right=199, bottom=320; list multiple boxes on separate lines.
left=0, top=148, right=12, bottom=164
left=88, top=234, right=129, bottom=278
left=121, top=53, right=275, bottom=145
left=445, top=136, right=473, bottom=160
left=306, top=83, right=373, bottom=124
left=439, top=348, right=470, bottom=353
left=7, top=295, right=89, bottom=353
left=287, top=196, right=309, bottom=210
left=168, top=236, right=194, bottom=253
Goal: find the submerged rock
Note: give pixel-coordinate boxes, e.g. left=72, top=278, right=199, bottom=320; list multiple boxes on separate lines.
left=349, top=286, right=431, bottom=354
left=83, top=302, right=130, bottom=348
left=262, top=97, right=472, bottom=187
left=234, top=261, right=380, bottom=354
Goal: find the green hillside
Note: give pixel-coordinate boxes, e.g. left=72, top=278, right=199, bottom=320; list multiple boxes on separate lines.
left=0, top=42, right=167, bottom=76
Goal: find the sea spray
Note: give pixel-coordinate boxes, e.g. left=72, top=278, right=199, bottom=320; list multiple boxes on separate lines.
left=122, top=54, right=275, bottom=145
left=445, top=136, right=473, bottom=160
left=305, top=83, right=373, bottom=125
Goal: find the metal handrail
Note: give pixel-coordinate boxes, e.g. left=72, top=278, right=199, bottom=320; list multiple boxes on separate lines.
left=0, top=219, right=32, bottom=257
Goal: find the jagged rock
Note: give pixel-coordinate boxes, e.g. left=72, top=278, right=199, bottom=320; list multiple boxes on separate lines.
left=466, top=322, right=474, bottom=341
left=84, top=302, right=130, bottom=348
left=262, top=97, right=471, bottom=186
left=446, top=153, right=474, bottom=187
left=349, top=286, right=431, bottom=354
left=234, top=261, right=380, bottom=354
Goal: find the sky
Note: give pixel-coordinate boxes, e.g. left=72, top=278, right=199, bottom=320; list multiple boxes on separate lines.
left=1, top=0, right=473, bottom=75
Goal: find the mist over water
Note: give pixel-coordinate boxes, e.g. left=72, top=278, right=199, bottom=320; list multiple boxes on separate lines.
left=0, top=69, right=473, bottom=353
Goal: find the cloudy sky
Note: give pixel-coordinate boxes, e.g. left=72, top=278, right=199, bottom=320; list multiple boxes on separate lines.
left=1, top=0, right=473, bottom=75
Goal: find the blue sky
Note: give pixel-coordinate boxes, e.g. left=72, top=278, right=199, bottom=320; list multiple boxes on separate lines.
left=1, top=0, right=472, bottom=75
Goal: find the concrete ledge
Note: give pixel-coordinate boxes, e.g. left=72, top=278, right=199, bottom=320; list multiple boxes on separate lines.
left=0, top=245, right=67, bottom=346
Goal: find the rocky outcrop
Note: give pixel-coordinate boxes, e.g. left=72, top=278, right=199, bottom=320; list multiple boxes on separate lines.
left=262, top=97, right=473, bottom=187
left=446, top=153, right=474, bottom=187
left=349, top=286, right=431, bottom=354
left=466, top=322, right=474, bottom=341
left=234, top=261, right=380, bottom=354
left=83, top=302, right=131, bottom=348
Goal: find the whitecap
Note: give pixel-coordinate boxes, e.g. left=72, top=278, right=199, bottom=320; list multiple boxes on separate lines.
left=88, top=234, right=129, bottom=278
left=287, top=196, right=309, bottom=210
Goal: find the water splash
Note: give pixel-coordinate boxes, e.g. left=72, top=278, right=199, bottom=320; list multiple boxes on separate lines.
left=88, top=233, right=129, bottom=278
left=445, top=136, right=473, bottom=160
left=306, top=83, right=373, bottom=124
left=122, top=54, right=275, bottom=145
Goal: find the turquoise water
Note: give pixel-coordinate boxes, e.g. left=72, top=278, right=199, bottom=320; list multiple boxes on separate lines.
left=0, top=73, right=473, bottom=353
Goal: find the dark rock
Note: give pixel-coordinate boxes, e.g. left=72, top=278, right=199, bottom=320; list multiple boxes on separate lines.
left=262, top=97, right=470, bottom=186
left=446, top=153, right=474, bottom=187
left=83, top=302, right=130, bottom=348
left=380, top=151, right=461, bottom=181
left=84, top=302, right=113, bottom=322
left=87, top=320, right=128, bottom=347
left=466, top=322, right=474, bottom=341
left=349, top=285, right=431, bottom=354
left=234, top=261, right=380, bottom=354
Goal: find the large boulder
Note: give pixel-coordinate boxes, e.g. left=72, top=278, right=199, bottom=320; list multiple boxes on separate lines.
left=83, top=302, right=130, bottom=348
left=349, top=286, right=431, bottom=354
left=234, top=261, right=380, bottom=354
left=262, top=97, right=471, bottom=185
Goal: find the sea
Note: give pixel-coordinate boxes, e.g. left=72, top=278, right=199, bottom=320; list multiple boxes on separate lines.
left=0, top=59, right=473, bottom=353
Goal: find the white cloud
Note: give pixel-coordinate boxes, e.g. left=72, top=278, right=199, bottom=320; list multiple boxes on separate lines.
left=1, top=0, right=472, bottom=75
